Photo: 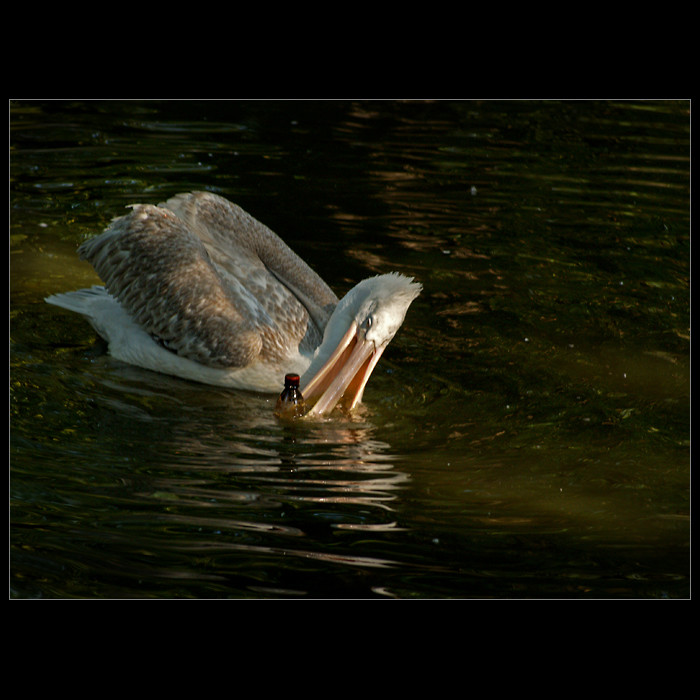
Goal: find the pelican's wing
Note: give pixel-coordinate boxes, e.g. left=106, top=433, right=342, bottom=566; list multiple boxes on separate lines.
left=161, top=192, right=339, bottom=336
left=78, top=195, right=335, bottom=369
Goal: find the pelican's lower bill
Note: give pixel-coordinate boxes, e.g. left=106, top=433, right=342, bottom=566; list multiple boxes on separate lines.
left=301, top=321, right=386, bottom=417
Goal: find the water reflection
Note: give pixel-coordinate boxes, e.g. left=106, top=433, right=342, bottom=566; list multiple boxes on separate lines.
left=98, top=365, right=410, bottom=502
left=12, top=354, right=414, bottom=596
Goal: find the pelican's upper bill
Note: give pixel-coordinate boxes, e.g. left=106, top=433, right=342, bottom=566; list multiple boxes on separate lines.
left=45, top=191, right=421, bottom=417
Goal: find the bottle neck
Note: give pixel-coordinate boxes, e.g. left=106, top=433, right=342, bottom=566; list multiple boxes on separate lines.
left=284, top=373, right=301, bottom=390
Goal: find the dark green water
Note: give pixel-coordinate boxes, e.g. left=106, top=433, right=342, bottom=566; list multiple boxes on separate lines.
left=10, top=100, right=689, bottom=599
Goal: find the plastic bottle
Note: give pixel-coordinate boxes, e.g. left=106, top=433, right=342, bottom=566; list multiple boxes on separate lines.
left=274, top=373, right=306, bottom=419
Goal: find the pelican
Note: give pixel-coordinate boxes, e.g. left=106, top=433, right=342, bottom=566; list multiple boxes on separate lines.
left=46, top=191, right=421, bottom=416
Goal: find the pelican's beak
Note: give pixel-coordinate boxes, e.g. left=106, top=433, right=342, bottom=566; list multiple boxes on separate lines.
left=301, top=322, right=386, bottom=417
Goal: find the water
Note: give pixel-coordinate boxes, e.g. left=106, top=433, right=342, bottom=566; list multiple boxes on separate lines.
left=10, top=100, right=690, bottom=598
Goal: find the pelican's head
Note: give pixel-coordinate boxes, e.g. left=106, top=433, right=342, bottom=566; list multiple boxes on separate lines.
left=301, top=273, right=422, bottom=416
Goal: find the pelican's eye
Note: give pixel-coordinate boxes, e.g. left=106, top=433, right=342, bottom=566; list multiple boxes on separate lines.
left=362, top=315, right=373, bottom=330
